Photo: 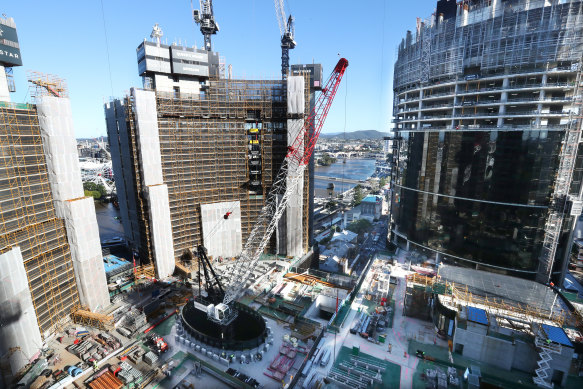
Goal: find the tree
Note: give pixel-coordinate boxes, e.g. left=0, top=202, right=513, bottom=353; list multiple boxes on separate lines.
left=83, top=182, right=107, bottom=200
left=352, top=184, right=364, bottom=206
left=379, top=177, right=388, bottom=188
left=318, top=153, right=337, bottom=166
left=346, top=219, right=372, bottom=234
left=325, top=200, right=337, bottom=210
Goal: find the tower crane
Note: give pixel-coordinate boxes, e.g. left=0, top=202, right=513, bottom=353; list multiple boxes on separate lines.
left=193, top=0, right=219, bottom=51
left=194, top=58, right=349, bottom=325
left=274, top=0, right=296, bottom=80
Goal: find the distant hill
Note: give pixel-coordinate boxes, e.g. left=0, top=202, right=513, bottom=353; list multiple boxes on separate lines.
left=320, top=130, right=389, bottom=140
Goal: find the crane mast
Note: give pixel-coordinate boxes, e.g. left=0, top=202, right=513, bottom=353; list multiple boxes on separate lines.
left=193, top=0, right=219, bottom=51
left=274, top=0, right=296, bottom=80
left=203, top=58, right=349, bottom=324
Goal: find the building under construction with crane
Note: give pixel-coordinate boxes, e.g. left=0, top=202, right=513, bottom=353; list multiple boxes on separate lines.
left=391, top=0, right=583, bottom=283
left=106, top=2, right=322, bottom=280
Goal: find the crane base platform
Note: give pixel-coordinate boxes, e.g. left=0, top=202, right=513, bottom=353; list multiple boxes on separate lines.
left=181, top=300, right=267, bottom=350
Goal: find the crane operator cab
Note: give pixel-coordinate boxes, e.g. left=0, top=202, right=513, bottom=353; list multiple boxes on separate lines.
left=207, top=303, right=231, bottom=322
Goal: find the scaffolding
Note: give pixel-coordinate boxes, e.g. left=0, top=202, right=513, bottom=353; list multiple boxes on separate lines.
left=26, top=71, right=68, bottom=100
left=394, top=0, right=583, bottom=90
left=124, top=96, right=155, bottom=268
left=0, top=104, right=79, bottom=336
left=119, top=76, right=312, bottom=264
left=134, top=264, right=156, bottom=280
left=70, top=304, right=114, bottom=331
left=391, top=1, right=583, bottom=279
left=537, top=61, right=583, bottom=282
left=405, top=273, right=582, bottom=328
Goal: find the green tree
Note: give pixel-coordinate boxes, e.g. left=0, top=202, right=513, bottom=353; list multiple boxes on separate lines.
left=325, top=200, right=337, bottom=210
left=83, top=182, right=107, bottom=200
left=318, top=153, right=337, bottom=166
left=379, top=177, right=388, bottom=187
left=352, top=184, right=364, bottom=206
left=346, top=219, right=372, bottom=234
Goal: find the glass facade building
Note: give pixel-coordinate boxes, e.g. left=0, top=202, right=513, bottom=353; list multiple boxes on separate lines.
left=391, top=0, right=583, bottom=281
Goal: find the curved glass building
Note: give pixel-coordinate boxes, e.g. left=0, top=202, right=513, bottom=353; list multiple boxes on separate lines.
left=390, top=0, right=583, bottom=281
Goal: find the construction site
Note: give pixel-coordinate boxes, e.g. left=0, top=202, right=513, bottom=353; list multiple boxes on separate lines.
left=4, top=0, right=583, bottom=388
left=403, top=262, right=583, bottom=388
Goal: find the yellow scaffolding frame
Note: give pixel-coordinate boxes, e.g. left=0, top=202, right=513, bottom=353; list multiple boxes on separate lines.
left=0, top=104, right=80, bottom=336
left=70, top=304, right=114, bottom=331
left=406, top=273, right=582, bottom=328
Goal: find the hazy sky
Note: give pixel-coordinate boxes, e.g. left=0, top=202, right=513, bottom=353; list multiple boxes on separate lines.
left=3, top=0, right=434, bottom=138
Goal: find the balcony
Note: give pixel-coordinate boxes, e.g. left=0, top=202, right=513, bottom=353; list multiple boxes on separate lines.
left=394, top=123, right=572, bottom=132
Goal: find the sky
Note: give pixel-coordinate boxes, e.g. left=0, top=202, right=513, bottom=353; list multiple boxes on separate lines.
left=3, top=0, right=434, bottom=138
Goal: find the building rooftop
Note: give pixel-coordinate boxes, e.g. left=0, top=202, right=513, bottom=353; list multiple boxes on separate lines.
left=439, top=264, right=559, bottom=312
left=466, top=306, right=488, bottom=326
left=362, top=195, right=382, bottom=203
left=331, top=230, right=358, bottom=243
left=103, top=255, right=131, bottom=274
left=542, top=324, right=573, bottom=348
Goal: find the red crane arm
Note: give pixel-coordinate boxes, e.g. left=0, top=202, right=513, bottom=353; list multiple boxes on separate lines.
left=287, top=58, right=349, bottom=165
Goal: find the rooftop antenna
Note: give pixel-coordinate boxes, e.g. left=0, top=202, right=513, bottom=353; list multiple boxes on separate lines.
left=151, top=23, right=163, bottom=47
left=193, top=0, right=219, bottom=51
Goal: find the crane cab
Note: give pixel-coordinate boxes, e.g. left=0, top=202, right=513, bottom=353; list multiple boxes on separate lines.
left=207, top=303, right=231, bottom=322
left=214, top=303, right=230, bottom=321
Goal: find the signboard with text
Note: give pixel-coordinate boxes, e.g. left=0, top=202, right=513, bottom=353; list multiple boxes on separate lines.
left=0, top=22, right=22, bottom=66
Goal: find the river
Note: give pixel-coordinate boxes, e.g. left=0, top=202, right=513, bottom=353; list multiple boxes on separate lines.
left=94, top=201, right=124, bottom=240
left=94, top=159, right=375, bottom=236
left=314, top=158, right=376, bottom=196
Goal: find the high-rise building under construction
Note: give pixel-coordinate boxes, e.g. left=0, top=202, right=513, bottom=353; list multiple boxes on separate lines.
left=391, top=0, right=583, bottom=282
left=105, top=25, right=319, bottom=278
left=0, top=16, right=108, bottom=376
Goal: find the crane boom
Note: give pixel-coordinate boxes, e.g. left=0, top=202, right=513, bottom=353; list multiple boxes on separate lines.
left=221, top=58, right=349, bottom=308
left=274, top=0, right=286, bottom=36
left=273, top=0, right=296, bottom=80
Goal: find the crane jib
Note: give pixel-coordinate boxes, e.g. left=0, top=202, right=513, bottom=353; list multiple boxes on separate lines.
left=221, top=58, right=349, bottom=310
left=285, top=58, right=349, bottom=166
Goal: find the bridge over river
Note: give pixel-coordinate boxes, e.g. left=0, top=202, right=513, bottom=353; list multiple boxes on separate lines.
left=314, top=175, right=369, bottom=186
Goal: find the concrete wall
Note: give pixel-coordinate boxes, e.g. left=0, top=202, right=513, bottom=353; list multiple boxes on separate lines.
left=62, top=198, right=110, bottom=311
left=104, top=100, right=140, bottom=248
left=152, top=74, right=202, bottom=94
left=132, top=88, right=175, bottom=279
left=36, top=96, right=84, bottom=217
left=143, top=184, right=175, bottom=279
left=512, top=339, right=537, bottom=372
left=453, top=321, right=514, bottom=370
left=201, top=201, right=242, bottom=258
left=315, top=288, right=349, bottom=313
left=548, top=345, right=574, bottom=387
left=0, top=247, right=43, bottom=376
left=36, top=96, right=109, bottom=311
left=453, top=317, right=573, bottom=384
left=131, top=89, right=163, bottom=187
left=283, top=76, right=305, bottom=258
